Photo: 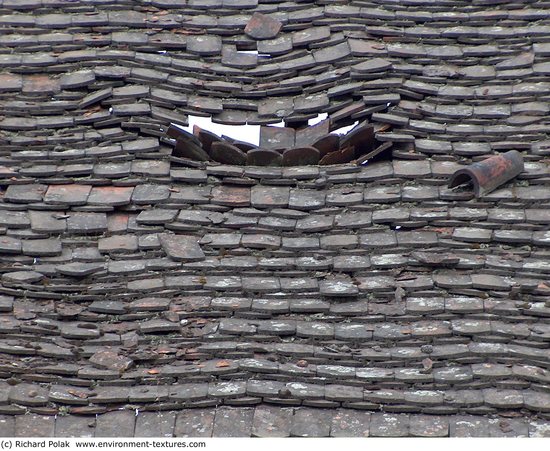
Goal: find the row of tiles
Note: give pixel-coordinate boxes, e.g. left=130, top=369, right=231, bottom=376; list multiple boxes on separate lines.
left=7, top=157, right=547, bottom=181
left=3, top=310, right=550, bottom=340
left=1, top=408, right=548, bottom=438
left=2, top=5, right=550, bottom=28
left=3, top=179, right=550, bottom=211
left=3, top=289, right=548, bottom=322
left=1, top=379, right=548, bottom=413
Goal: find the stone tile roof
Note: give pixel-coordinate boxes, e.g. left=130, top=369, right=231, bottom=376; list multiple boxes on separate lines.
left=0, top=0, right=549, bottom=438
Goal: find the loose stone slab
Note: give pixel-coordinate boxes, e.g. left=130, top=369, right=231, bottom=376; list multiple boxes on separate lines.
left=89, top=349, right=133, bottom=373
left=245, top=12, right=282, bottom=40
left=210, top=141, right=247, bottom=165
left=159, top=234, right=205, bottom=262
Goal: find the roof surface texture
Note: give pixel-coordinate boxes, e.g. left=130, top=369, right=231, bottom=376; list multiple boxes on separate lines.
left=0, top=0, right=549, bottom=439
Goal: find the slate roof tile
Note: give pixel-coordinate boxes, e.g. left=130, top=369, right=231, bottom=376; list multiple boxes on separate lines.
left=5, top=184, right=48, bottom=204
left=66, top=213, right=108, bottom=234
left=44, top=185, right=92, bottom=205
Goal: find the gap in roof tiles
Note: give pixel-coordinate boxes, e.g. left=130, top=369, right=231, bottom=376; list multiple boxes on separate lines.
left=170, top=114, right=390, bottom=167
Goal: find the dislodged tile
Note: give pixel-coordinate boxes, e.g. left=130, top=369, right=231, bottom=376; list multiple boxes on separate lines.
left=89, top=349, right=133, bottom=373
left=210, top=141, right=247, bottom=165
left=174, top=138, right=210, bottom=161
left=159, top=233, right=205, bottom=262
left=245, top=12, right=282, bottom=40
left=260, top=126, right=295, bottom=150
left=341, top=122, right=375, bottom=158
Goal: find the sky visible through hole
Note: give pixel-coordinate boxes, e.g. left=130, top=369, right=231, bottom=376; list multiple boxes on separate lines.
left=179, top=113, right=358, bottom=147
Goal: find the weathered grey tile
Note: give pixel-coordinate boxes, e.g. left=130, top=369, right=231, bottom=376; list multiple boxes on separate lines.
left=290, top=408, right=332, bottom=437
left=252, top=406, right=293, bottom=437
left=175, top=410, right=215, bottom=437
left=212, top=408, right=254, bottom=437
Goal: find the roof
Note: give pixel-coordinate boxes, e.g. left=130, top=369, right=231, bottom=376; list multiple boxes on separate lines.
left=0, top=0, right=549, bottom=438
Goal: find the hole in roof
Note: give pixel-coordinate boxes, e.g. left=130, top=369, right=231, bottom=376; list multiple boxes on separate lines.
left=308, top=113, right=328, bottom=126
left=183, top=115, right=261, bottom=146
left=333, top=121, right=359, bottom=135
left=169, top=113, right=394, bottom=167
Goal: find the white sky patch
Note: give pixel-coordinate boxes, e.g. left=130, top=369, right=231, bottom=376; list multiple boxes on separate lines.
left=178, top=116, right=356, bottom=148
left=183, top=115, right=261, bottom=146
left=332, top=121, right=359, bottom=135
left=308, top=112, right=328, bottom=126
